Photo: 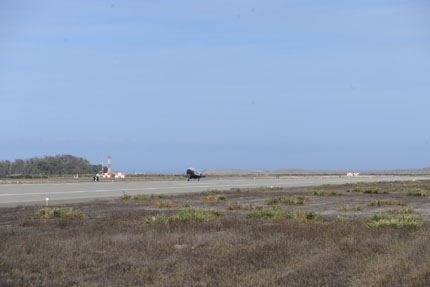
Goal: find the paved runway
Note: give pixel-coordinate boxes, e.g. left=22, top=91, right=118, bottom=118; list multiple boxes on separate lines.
left=0, top=175, right=429, bottom=207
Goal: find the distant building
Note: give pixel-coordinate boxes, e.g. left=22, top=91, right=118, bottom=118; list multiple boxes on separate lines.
left=347, top=172, right=360, bottom=177
left=115, top=172, right=126, bottom=179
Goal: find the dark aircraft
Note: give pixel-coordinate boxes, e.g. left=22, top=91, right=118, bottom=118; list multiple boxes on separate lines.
left=186, top=168, right=205, bottom=181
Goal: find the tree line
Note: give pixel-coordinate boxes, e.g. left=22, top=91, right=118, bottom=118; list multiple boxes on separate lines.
left=0, top=155, right=102, bottom=178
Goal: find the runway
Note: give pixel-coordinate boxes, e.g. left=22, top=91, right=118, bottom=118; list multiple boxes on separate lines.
left=0, top=175, right=428, bottom=207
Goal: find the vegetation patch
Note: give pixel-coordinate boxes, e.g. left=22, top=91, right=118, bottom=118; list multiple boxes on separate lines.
left=252, top=186, right=284, bottom=192
left=367, top=199, right=405, bottom=207
left=144, top=207, right=221, bottom=224
left=267, top=186, right=284, bottom=191
left=368, top=213, right=423, bottom=229
left=33, top=207, right=84, bottom=219
left=341, top=204, right=363, bottom=212
left=335, top=215, right=351, bottom=222
left=229, top=188, right=243, bottom=193
left=122, top=193, right=163, bottom=202
left=267, top=195, right=307, bottom=205
left=347, top=187, right=383, bottom=194
left=247, top=208, right=320, bottom=221
left=313, top=190, right=340, bottom=196
left=288, top=210, right=321, bottom=221
left=247, top=208, right=287, bottom=220
left=227, top=202, right=259, bottom=211
left=407, top=189, right=428, bottom=197
left=204, top=194, right=226, bottom=202
left=153, top=199, right=177, bottom=208
left=388, top=207, right=414, bottom=214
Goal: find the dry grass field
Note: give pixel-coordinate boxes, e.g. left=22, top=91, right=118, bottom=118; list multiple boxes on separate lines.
left=1, top=180, right=430, bottom=286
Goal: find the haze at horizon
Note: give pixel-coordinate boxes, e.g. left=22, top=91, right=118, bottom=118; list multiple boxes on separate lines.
left=1, top=0, right=429, bottom=172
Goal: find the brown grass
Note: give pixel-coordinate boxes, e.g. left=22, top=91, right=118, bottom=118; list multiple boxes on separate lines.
left=1, top=180, right=430, bottom=286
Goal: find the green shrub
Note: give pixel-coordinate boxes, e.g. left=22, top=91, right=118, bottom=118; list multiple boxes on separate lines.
left=341, top=204, right=363, bottom=211
left=368, top=213, right=423, bottom=229
left=346, top=187, right=364, bottom=193
left=34, top=207, right=83, bottom=219
left=247, top=208, right=321, bottom=221
left=144, top=208, right=221, bottom=224
left=247, top=208, right=287, bottom=220
left=122, top=193, right=163, bottom=202
left=367, top=199, right=405, bottom=207
left=335, top=215, right=350, bottom=222
left=173, top=207, right=221, bottom=222
left=407, top=189, right=428, bottom=197
left=363, top=188, right=381, bottom=194
left=347, top=187, right=383, bottom=194
left=287, top=210, right=321, bottom=221
left=204, top=194, right=226, bottom=202
left=153, top=200, right=177, bottom=208
left=313, top=191, right=340, bottom=196
left=267, top=196, right=307, bottom=205
left=388, top=207, right=414, bottom=214
left=227, top=202, right=259, bottom=210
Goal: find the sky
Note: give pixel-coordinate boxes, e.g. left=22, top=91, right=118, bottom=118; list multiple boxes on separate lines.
left=1, top=0, right=430, bottom=172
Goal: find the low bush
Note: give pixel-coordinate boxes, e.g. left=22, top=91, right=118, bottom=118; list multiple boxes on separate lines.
left=247, top=208, right=321, bottom=221
left=247, top=208, right=287, bottom=220
left=313, top=190, right=340, bottom=196
left=204, top=194, right=226, bottom=202
left=388, top=207, right=414, bottom=214
left=144, top=214, right=170, bottom=224
left=144, top=207, right=221, bottom=224
left=341, top=204, right=363, bottom=212
left=288, top=210, right=321, bottom=221
left=122, top=193, right=163, bottom=202
left=407, top=189, right=428, bottom=197
left=367, top=199, right=405, bottom=207
left=347, top=187, right=383, bottom=194
left=368, top=213, right=423, bottom=229
left=33, top=207, right=84, bottom=219
left=267, top=196, right=307, bottom=205
left=173, top=207, right=221, bottom=222
left=153, top=200, right=177, bottom=208
left=227, top=202, right=259, bottom=210
left=363, top=188, right=382, bottom=194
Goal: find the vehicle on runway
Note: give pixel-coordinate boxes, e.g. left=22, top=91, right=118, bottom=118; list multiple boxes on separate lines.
left=186, top=168, right=205, bottom=181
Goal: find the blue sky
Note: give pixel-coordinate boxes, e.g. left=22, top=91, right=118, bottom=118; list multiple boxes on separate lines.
left=1, top=0, right=429, bottom=172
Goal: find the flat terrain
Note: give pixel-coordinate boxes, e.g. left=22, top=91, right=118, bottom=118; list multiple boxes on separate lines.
left=1, top=179, right=430, bottom=286
left=1, top=175, right=429, bottom=207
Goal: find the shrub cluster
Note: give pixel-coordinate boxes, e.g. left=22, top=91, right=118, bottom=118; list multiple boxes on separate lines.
left=122, top=193, right=163, bottom=202
left=407, top=189, right=428, bottom=197
left=204, top=194, right=226, bottom=202
left=247, top=208, right=320, bottom=221
left=33, top=207, right=84, bottom=219
left=367, top=199, right=405, bottom=207
left=267, top=196, right=307, bottom=205
left=144, top=207, right=221, bottom=224
left=313, top=190, right=340, bottom=196
left=368, top=213, right=423, bottom=229
left=227, top=202, right=259, bottom=211
left=347, top=187, right=383, bottom=194
left=153, top=199, right=177, bottom=208
left=341, top=204, right=363, bottom=212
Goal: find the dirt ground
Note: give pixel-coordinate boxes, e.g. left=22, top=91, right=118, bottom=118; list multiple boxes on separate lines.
left=1, top=180, right=429, bottom=286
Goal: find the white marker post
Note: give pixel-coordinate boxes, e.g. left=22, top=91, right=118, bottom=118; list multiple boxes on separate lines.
left=45, top=197, right=49, bottom=207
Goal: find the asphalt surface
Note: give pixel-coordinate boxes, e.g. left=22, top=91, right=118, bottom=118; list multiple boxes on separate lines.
left=0, top=175, right=429, bottom=207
